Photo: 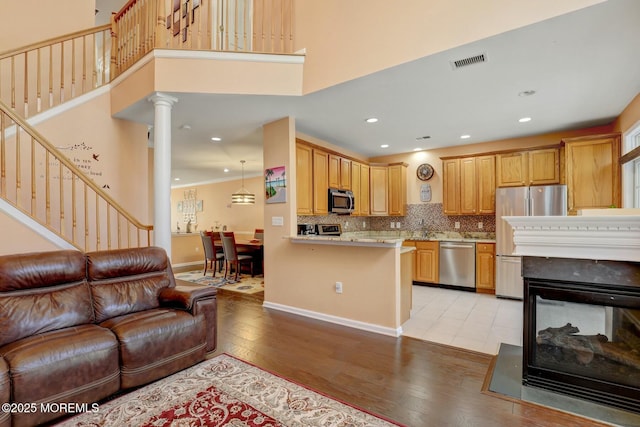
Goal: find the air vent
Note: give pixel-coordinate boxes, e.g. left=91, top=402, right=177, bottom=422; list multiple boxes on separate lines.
left=450, top=53, right=487, bottom=70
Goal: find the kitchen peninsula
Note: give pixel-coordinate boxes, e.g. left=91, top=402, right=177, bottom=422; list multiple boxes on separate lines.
left=262, top=234, right=414, bottom=336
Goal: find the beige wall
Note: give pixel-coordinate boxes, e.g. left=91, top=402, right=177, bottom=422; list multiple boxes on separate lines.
left=294, top=0, right=604, bottom=94
left=170, top=175, right=265, bottom=264
left=0, top=0, right=95, bottom=51
left=0, top=92, right=150, bottom=255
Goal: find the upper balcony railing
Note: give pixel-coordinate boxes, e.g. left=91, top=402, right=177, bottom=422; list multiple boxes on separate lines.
left=111, top=0, right=294, bottom=77
left=0, top=25, right=112, bottom=120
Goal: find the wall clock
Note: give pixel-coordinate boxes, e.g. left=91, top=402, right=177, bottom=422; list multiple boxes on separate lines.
left=416, top=163, right=434, bottom=181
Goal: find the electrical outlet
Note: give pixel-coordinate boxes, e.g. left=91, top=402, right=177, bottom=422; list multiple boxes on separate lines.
left=454, top=221, right=460, bottom=229
left=362, top=221, right=366, bottom=228
left=396, top=222, right=401, bottom=228
left=390, top=222, right=395, bottom=229
left=478, top=222, right=483, bottom=229
left=345, top=221, right=349, bottom=228
left=335, top=282, right=343, bottom=294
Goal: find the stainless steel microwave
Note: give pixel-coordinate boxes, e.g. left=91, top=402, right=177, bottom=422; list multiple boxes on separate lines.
left=328, top=188, right=354, bottom=214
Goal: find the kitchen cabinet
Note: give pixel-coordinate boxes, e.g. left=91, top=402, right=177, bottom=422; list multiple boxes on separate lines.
left=312, top=148, right=330, bottom=214
left=414, top=241, right=439, bottom=284
left=329, top=154, right=352, bottom=190
left=370, top=166, right=389, bottom=216
left=370, top=164, right=407, bottom=216
left=351, top=162, right=370, bottom=216
left=563, top=133, right=621, bottom=215
left=296, top=140, right=332, bottom=215
left=496, top=147, right=560, bottom=187
left=388, top=163, right=407, bottom=216
left=442, top=155, right=495, bottom=215
left=475, top=242, right=495, bottom=294
left=296, top=143, right=313, bottom=215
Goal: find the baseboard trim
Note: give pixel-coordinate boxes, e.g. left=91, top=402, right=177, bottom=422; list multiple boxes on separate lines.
left=171, top=261, right=202, bottom=269
left=262, top=301, right=403, bottom=337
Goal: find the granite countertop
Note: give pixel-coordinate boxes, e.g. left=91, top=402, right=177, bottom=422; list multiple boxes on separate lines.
left=290, top=231, right=495, bottom=247
left=341, top=231, right=496, bottom=243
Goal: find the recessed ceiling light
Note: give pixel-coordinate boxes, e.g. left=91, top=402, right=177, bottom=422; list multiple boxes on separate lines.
left=413, top=148, right=423, bottom=152
left=519, top=117, right=532, bottom=123
left=380, top=144, right=389, bottom=148
left=223, top=168, right=230, bottom=173
left=211, top=137, right=222, bottom=141
left=460, top=135, right=471, bottom=139
left=366, top=118, right=379, bottom=123
left=518, top=90, right=536, bottom=97
left=174, top=178, right=180, bottom=181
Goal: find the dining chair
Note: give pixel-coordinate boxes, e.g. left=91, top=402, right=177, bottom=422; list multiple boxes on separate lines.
left=219, top=232, right=255, bottom=281
left=200, top=231, right=224, bottom=277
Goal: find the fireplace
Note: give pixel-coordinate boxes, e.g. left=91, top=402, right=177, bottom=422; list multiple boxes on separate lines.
left=522, top=256, right=640, bottom=413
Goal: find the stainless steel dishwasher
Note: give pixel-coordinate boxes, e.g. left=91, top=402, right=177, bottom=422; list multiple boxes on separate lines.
left=439, top=241, right=476, bottom=289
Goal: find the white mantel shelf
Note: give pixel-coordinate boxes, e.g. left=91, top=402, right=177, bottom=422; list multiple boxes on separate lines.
left=503, top=215, right=640, bottom=262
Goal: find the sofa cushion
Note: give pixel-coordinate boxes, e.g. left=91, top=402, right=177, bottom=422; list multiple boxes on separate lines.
left=87, top=247, right=176, bottom=323
left=100, top=308, right=206, bottom=389
left=0, top=324, right=120, bottom=427
left=0, top=250, right=92, bottom=347
left=0, top=358, right=9, bottom=427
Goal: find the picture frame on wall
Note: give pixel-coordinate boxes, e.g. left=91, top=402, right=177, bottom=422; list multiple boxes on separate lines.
left=265, top=166, right=287, bottom=204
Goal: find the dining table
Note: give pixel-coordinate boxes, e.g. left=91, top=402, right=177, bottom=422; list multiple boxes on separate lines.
left=235, top=238, right=264, bottom=275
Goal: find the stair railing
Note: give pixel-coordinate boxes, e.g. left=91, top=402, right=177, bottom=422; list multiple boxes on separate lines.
left=0, top=100, right=152, bottom=252
left=0, top=25, right=112, bottom=121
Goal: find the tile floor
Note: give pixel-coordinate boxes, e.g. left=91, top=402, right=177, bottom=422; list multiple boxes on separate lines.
left=401, top=285, right=523, bottom=355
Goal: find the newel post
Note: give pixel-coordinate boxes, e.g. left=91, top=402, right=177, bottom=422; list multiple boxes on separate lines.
left=155, top=0, right=167, bottom=48
left=110, top=12, right=119, bottom=78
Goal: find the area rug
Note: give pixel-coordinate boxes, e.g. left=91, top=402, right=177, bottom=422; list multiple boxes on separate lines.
left=175, top=270, right=264, bottom=295
left=56, top=353, right=404, bottom=427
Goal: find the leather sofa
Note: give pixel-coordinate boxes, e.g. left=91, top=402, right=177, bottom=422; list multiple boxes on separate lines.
left=0, top=246, right=217, bottom=427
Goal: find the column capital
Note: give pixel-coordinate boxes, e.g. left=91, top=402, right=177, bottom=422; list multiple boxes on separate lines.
left=148, top=92, right=179, bottom=107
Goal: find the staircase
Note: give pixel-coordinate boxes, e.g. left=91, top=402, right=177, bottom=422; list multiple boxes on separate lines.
left=0, top=0, right=294, bottom=252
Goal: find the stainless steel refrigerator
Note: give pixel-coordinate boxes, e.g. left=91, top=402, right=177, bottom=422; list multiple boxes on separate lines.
left=495, top=185, right=567, bottom=299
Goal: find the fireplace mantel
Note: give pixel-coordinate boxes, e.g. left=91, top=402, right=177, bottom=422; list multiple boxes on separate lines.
left=503, top=215, right=640, bottom=262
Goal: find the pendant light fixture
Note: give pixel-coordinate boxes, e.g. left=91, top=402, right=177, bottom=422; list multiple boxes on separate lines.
left=231, top=160, right=255, bottom=204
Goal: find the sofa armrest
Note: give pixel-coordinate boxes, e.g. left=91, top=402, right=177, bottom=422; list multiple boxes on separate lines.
left=159, top=280, right=218, bottom=353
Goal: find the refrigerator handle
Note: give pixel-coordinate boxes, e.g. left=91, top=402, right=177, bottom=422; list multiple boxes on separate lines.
left=523, top=193, right=529, bottom=216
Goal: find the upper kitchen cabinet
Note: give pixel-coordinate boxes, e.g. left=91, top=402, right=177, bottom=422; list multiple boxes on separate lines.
left=295, top=140, right=329, bottom=215
left=496, top=147, right=560, bottom=187
left=296, top=143, right=314, bottom=215
left=329, top=154, right=352, bottom=190
left=563, top=133, right=621, bottom=215
left=442, top=155, right=495, bottom=215
left=370, top=165, right=389, bottom=216
left=351, top=162, right=370, bottom=216
left=388, top=163, right=407, bottom=216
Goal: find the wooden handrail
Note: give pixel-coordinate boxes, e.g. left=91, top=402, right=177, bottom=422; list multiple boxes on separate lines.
left=0, top=99, right=152, bottom=251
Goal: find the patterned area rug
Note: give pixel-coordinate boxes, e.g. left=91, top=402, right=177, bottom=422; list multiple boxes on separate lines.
left=175, top=270, right=264, bottom=295
left=56, top=354, right=404, bottom=426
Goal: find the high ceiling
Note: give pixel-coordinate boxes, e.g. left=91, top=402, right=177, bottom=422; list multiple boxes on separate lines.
left=97, top=0, right=640, bottom=187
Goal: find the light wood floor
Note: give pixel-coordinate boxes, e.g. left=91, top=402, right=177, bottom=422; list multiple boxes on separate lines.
left=211, top=293, right=606, bottom=427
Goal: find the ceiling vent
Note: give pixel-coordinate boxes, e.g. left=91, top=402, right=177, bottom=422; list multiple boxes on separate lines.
left=450, top=53, right=487, bottom=70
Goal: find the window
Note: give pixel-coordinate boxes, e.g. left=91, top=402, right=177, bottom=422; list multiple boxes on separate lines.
left=622, top=122, right=640, bottom=208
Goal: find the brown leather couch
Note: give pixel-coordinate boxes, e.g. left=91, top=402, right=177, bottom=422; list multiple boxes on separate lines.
left=0, top=247, right=217, bottom=427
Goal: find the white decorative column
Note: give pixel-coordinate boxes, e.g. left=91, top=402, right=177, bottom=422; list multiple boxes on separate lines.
left=148, top=93, right=178, bottom=256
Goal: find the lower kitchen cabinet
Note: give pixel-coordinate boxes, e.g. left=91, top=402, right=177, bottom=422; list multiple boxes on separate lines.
left=414, top=241, right=439, bottom=284
left=476, top=242, right=495, bottom=294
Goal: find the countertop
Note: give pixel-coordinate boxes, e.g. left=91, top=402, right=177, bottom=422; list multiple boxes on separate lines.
left=290, top=231, right=495, bottom=247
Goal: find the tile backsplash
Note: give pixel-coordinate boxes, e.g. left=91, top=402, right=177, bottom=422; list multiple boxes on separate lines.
left=297, top=203, right=495, bottom=233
